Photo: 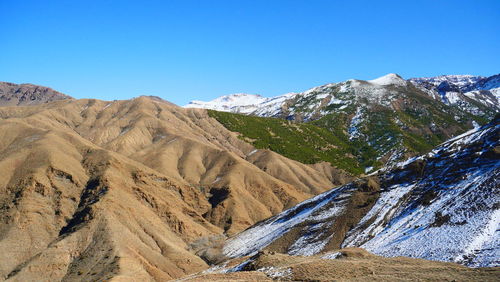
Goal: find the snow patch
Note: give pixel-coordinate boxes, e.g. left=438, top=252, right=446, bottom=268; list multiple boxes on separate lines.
left=369, top=73, right=407, bottom=86
left=257, top=266, right=292, bottom=279
left=321, top=252, right=342, bottom=259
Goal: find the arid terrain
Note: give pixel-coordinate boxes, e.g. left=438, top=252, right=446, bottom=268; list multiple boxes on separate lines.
left=0, top=83, right=352, bottom=280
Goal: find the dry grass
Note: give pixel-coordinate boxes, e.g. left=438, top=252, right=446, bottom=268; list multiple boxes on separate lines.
left=181, top=248, right=500, bottom=281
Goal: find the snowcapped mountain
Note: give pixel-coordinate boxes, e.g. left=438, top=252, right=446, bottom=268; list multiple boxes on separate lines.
left=188, top=73, right=498, bottom=170
left=465, top=74, right=500, bottom=105
left=409, top=74, right=500, bottom=115
left=408, top=74, right=500, bottom=97
left=185, top=93, right=268, bottom=114
left=471, top=74, right=500, bottom=94
left=185, top=92, right=298, bottom=116
left=223, top=115, right=500, bottom=267
left=185, top=73, right=499, bottom=120
left=186, top=73, right=414, bottom=120
left=409, top=75, right=484, bottom=89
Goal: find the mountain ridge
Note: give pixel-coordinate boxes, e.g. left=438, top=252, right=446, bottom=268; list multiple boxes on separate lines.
left=0, top=81, right=73, bottom=106
left=185, top=73, right=499, bottom=118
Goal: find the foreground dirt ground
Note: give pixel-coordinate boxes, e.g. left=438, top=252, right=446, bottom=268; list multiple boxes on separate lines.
left=178, top=248, right=500, bottom=281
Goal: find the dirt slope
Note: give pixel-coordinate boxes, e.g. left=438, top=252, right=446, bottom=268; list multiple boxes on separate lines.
left=0, top=97, right=348, bottom=234
left=0, top=119, right=221, bottom=280
left=0, top=96, right=350, bottom=280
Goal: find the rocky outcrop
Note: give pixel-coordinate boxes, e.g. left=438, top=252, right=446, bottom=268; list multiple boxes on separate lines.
left=0, top=82, right=72, bottom=106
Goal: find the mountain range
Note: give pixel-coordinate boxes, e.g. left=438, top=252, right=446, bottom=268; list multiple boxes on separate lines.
left=186, top=73, right=499, bottom=173
left=185, top=73, right=500, bottom=118
left=0, top=75, right=498, bottom=281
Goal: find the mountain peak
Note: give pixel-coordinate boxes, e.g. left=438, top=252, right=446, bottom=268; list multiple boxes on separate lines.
left=368, top=73, right=406, bottom=86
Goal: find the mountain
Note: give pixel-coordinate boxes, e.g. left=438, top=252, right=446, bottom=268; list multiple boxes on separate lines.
left=409, top=75, right=485, bottom=90
left=186, top=73, right=500, bottom=172
left=195, top=74, right=498, bottom=174
left=0, top=82, right=72, bottom=106
left=185, top=73, right=499, bottom=120
left=222, top=115, right=500, bottom=267
left=185, top=92, right=298, bottom=117
left=469, top=74, right=500, bottom=95
left=409, top=74, right=499, bottom=117
left=0, top=118, right=217, bottom=280
left=0, top=93, right=352, bottom=280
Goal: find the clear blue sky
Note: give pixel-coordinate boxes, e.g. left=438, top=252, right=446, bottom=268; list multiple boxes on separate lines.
left=1, top=0, right=499, bottom=105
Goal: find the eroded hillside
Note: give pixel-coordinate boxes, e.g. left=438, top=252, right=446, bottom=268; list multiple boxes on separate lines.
left=0, top=96, right=351, bottom=280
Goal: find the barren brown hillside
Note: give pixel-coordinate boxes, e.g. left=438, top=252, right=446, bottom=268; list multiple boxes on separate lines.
left=0, top=97, right=351, bottom=234
left=0, top=119, right=218, bottom=280
left=0, top=96, right=349, bottom=280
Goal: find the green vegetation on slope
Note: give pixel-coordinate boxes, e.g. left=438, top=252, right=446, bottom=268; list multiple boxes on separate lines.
left=310, top=112, right=381, bottom=169
left=208, top=110, right=364, bottom=175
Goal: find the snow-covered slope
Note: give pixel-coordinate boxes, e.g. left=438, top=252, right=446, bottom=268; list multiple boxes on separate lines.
left=185, top=73, right=412, bottom=119
left=473, top=74, right=500, bottom=93
left=223, top=115, right=500, bottom=267
left=409, top=74, right=500, bottom=115
left=468, top=74, right=500, bottom=100
left=369, top=73, right=407, bottom=86
left=185, top=93, right=269, bottom=114
left=409, top=75, right=484, bottom=89
left=184, top=92, right=298, bottom=115
left=185, top=73, right=499, bottom=120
